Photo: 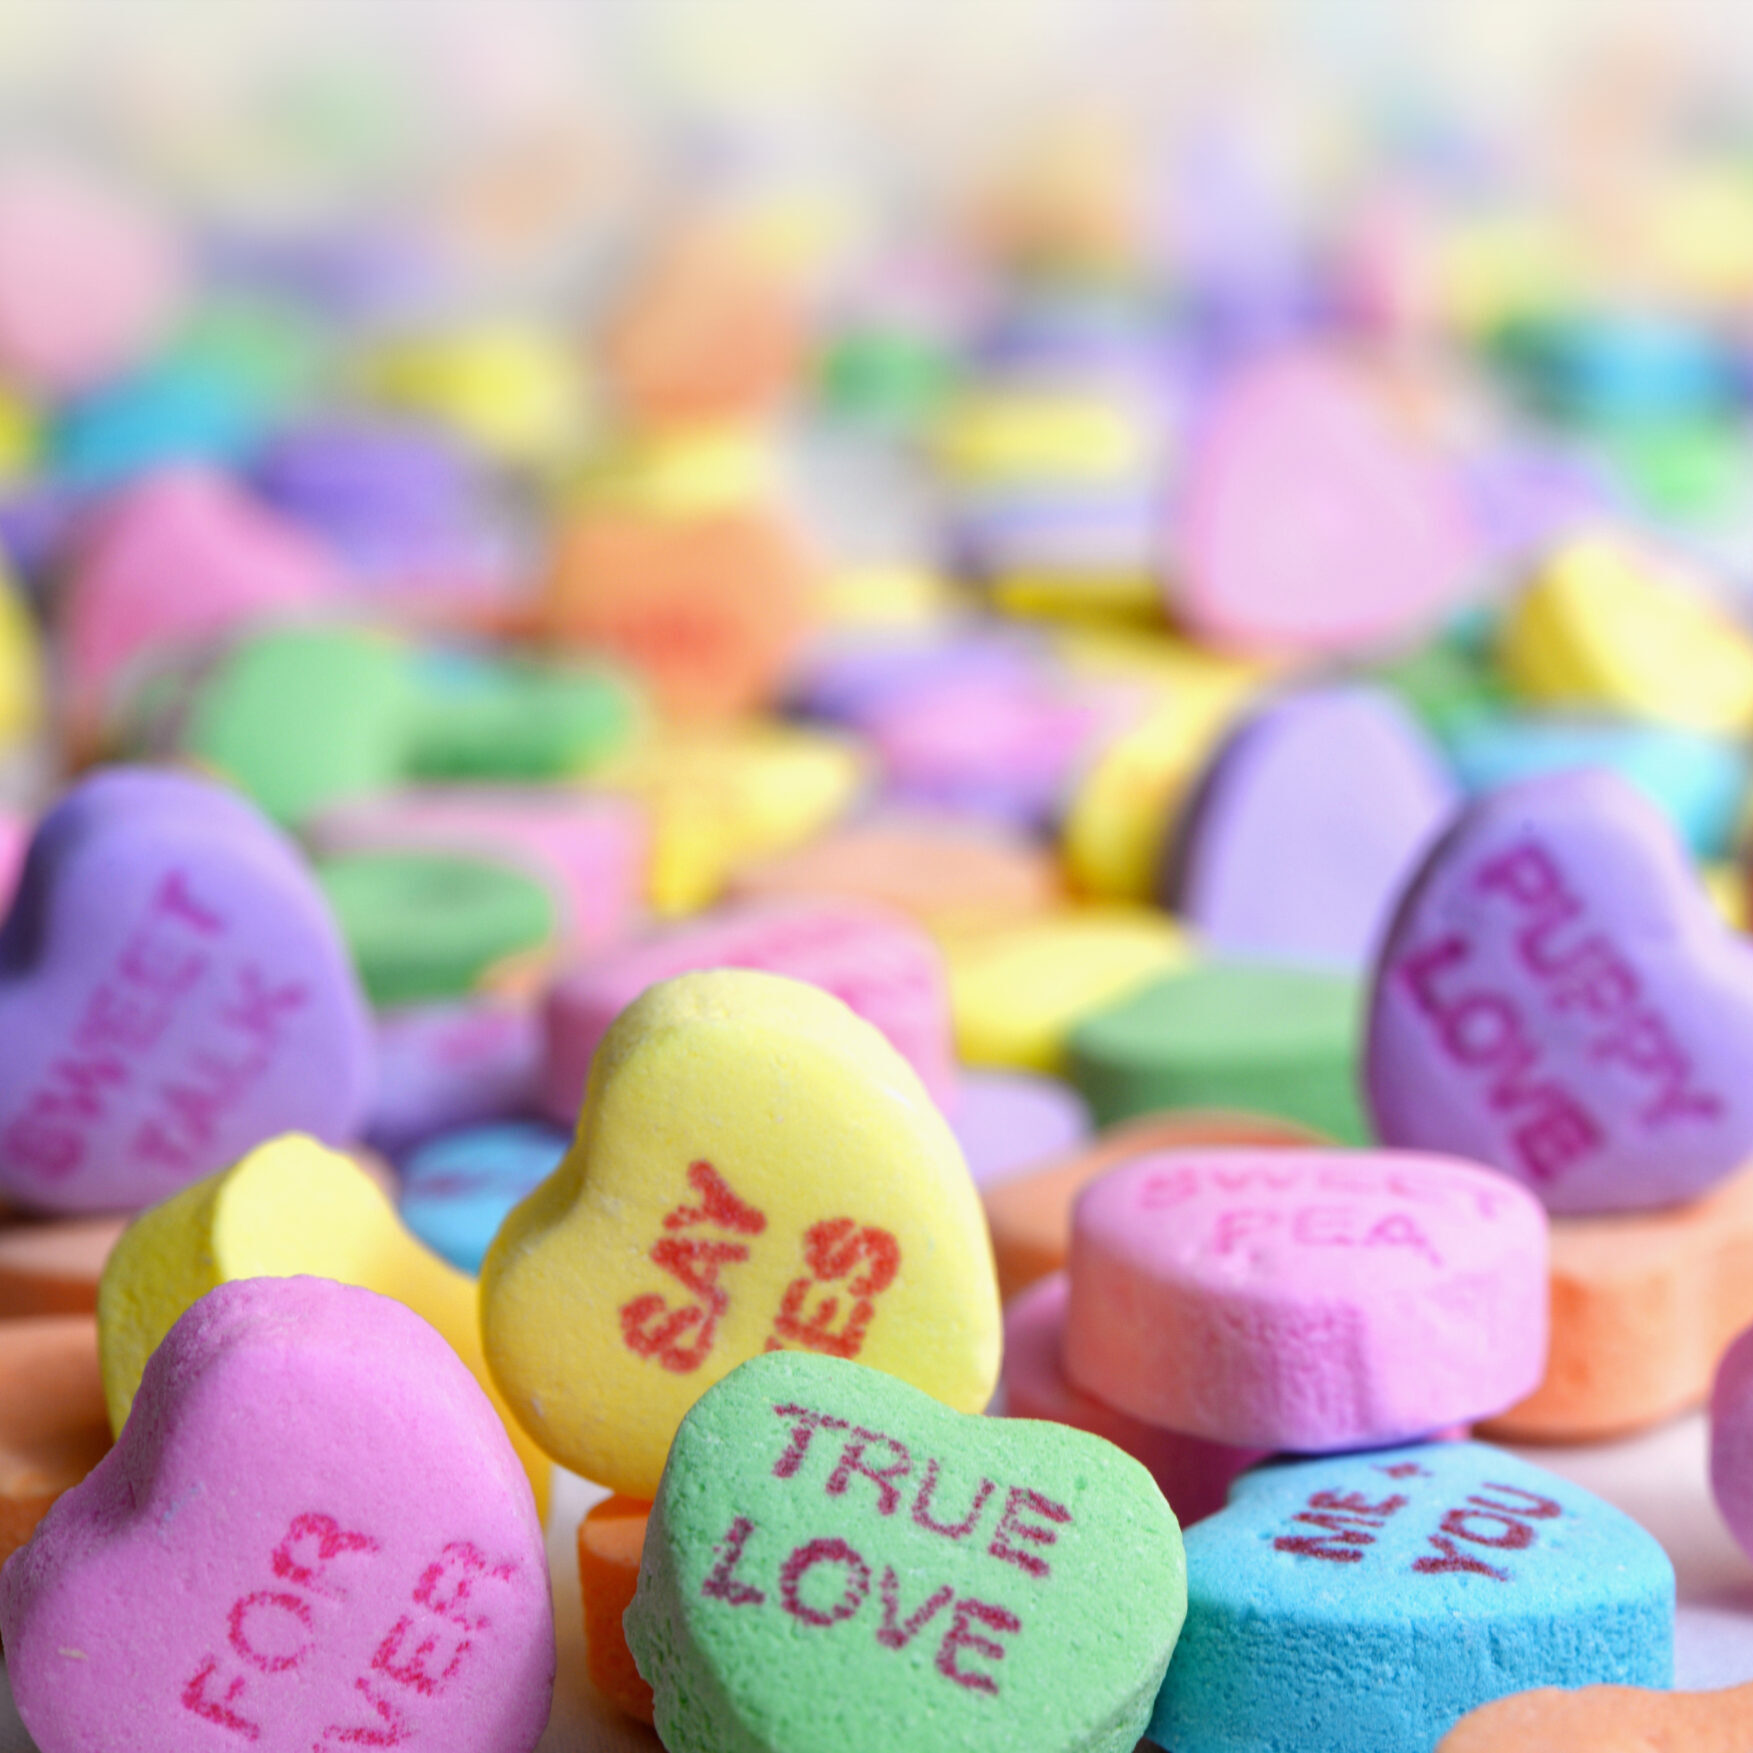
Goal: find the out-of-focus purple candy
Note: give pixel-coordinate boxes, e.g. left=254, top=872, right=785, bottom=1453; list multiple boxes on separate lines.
left=948, top=1069, right=1091, bottom=1190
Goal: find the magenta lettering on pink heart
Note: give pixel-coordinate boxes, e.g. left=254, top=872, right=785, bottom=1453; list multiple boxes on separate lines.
left=539, top=897, right=957, bottom=1122
left=1366, top=768, right=1753, bottom=1214
left=0, top=767, right=374, bottom=1213
left=1176, top=347, right=1479, bottom=655
left=1062, top=1147, right=1548, bottom=1450
left=0, top=1275, right=554, bottom=1752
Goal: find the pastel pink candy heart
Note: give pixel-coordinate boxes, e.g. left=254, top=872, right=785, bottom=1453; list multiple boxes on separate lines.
left=0, top=156, right=185, bottom=397
left=1063, top=1148, right=1548, bottom=1450
left=1176, top=348, right=1479, bottom=655
left=539, top=897, right=957, bottom=1120
left=62, top=467, right=343, bottom=725
left=0, top=1275, right=554, bottom=1753
left=307, top=787, right=649, bottom=958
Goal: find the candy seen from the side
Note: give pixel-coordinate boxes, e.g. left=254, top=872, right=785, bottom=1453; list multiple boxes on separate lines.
left=1152, top=1441, right=1674, bottom=1753
left=1437, top=1679, right=1753, bottom=1751
left=482, top=968, right=1001, bottom=1499
left=1064, top=1148, right=1548, bottom=1450
left=1, top=1276, right=555, bottom=1753
left=1710, top=1320, right=1753, bottom=1562
left=0, top=1315, right=111, bottom=1567
left=0, top=767, right=374, bottom=1213
left=578, top=1495, right=656, bottom=1723
left=625, top=1350, right=1185, bottom=1753
left=1366, top=767, right=1753, bottom=1213
left=96, top=1132, right=551, bottom=1514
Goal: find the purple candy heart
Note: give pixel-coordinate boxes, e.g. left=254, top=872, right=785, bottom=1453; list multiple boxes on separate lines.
left=947, top=1069, right=1090, bottom=1189
left=1164, top=685, right=1458, bottom=967
left=1366, top=768, right=1753, bottom=1214
left=0, top=767, right=374, bottom=1212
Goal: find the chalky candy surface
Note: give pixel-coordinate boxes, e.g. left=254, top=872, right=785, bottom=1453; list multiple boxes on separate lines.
left=483, top=969, right=1000, bottom=1499
left=626, top=1350, right=1185, bottom=1753
left=1162, top=684, right=1456, bottom=966
left=950, top=1071, right=1089, bottom=1190
left=1437, top=1680, right=1753, bottom=1752
left=1709, top=1322, right=1753, bottom=1561
left=5, top=1277, right=554, bottom=1752
left=1152, top=1441, right=1674, bottom=1753
left=1003, top=1275, right=1263, bottom=1527
left=1176, top=347, right=1478, bottom=654
left=399, top=1120, right=568, bottom=1275
left=95, top=1132, right=552, bottom=1513
left=1064, top=1149, right=1548, bottom=1449
left=0, top=768, right=374, bottom=1213
left=1366, top=768, right=1753, bottom=1213
left=540, top=897, right=957, bottom=1120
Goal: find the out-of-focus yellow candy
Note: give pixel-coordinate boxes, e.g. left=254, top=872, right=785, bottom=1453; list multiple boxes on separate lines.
left=1439, top=214, right=1581, bottom=340
left=0, top=388, right=36, bottom=481
left=1500, top=536, right=1753, bottom=734
left=988, top=571, right=1160, bottom=621
left=1704, top=863, right=1746, bottom=932
left=818, top=564, right=956, bottom=631
left=1642, top=169, right=1753, bottom=304
left=594, top=723, right=867, bottom=915
left=944, top=907, right=1188, bottom=1073
left=95, top=1134, right=550, bottom=1515
left=481, top=969, right=1001, bottom=1498
left=363, top=322, right=582, bottom=467
left=573, top=424, right=774, bottom=517
left=0, top=559, right=42, bottom=749
left=932, top=388, right=1148, bottom=484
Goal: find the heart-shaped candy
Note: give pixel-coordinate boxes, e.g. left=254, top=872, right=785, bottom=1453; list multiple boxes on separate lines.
left=626, top=1349, right=1186, bottom=1753
left=1152, top=1440, right=1673, bottom=1753
left=97, top=1132, right=551, bottom=1515
left=1711, top=1319, right=1753, bottom=1561
left=0, top=768, right=374, bottom=1213
left=482, top=968, right=1000, bottom=1499
left=1437, top=1680, right=1753, bottom=1751
left=1175, top=347, right=1479, bottom=655
left=1366, top=767, right=1753, bottom=1212
left=1, top=1275, right=554, bottom=1753
left=1064, top=1148, right=1548, bottom=1449
left=1161, top=684, right=1456, bottom=966
left=398, top=1120, right=568, bottom=1275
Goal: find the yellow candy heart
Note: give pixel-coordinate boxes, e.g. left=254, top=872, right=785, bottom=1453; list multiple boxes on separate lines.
left=944, top=907, right=1188, bottom=1073
left=1500, top=535, right=1753, bottom=734
left=96, top=1133, right=550, bottom=1516
left=481, top=969, right=1000, bottom=1499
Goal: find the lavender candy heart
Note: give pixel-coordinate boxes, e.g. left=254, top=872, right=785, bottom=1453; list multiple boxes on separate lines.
left=0, top=767, right=374, bottom=1213
left=949, top=1070, right=1091, bottom=1190
left=1163, top=685, right=1458, bottom=968
left=1366, top=768, right=1753, bottom=1214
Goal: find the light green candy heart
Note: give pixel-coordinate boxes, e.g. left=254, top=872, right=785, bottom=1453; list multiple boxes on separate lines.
left=626, top=1350, right=1185, bottom=1753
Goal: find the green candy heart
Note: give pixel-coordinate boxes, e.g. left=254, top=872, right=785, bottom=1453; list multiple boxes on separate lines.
left=1065, top=961, right=1368, bottom=1142
left=627, top=1350, right=1185, bottom=1753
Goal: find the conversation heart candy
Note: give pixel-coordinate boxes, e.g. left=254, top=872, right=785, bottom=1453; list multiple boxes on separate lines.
left=1162, top=685, right=1457, bottom=965
left=1711, top=1320, right=1753, bottom=1561
left=1176, top=348, right=1479, bottom=655
left=96, top=1133, right=551, bottom=1515
left=945, top=907, right=1187, bottom=1074
left=540, top=897, right=957, bottom=1121
left=1365, top=768, right=1753, bottom=1213
left=482, top=969, right=1000, bottom=1499
left=1500, top=535, right=1753, bottom=734
left=60, top=465, right=341, bottom=732
left=0, top=1315, right=112, bottom=1566
left=625, top=1350, right=1186, bottom=1753
left=365, top=997, right=543, bottom=1157
left=2, top=1276, right=554, bottom=1753
left=578, top=1495, right=656, bottom=1723
left=1065, top=961, right=1369, bottom=1141
left=1003, top=1274, right=1264, bottom=1527
left=398, top=1120, right=567, bottom=1275
left=1064, top=1148, right=1548, bottom=1449
left=982, top=1109, right=1325, bottom=1301
left=1483, top=1161, right=1753, bottom=1441
left=0, top=1213, right=127, bottom=1316
left=0, top=767, right=374, bottom=1213
left=950, top=1071, right=1090, bottom=1190
left=1152, top=1441, right=1674, bottom=1753
left=1437, top=1680, right=1753, bottom=1751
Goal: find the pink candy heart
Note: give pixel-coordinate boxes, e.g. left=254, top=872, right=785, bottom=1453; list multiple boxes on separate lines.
left=0, top=1275, right=554, bottom=1752
left=1177, top=348, right=1478, bottom=655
